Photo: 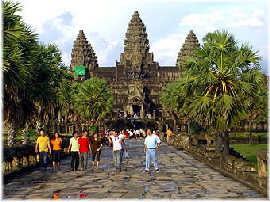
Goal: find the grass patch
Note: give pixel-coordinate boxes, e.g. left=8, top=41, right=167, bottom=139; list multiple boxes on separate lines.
left=230, top=144, right=268, bottom=171
left=229, top=132, right=267, bottom=137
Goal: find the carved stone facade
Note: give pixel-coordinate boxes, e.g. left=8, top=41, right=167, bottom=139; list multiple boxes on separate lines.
left=176, top=30, right=200, bottom=73
left=71, top=30, right=98, bottom=81
left=70, top=11, right=199, bottom=120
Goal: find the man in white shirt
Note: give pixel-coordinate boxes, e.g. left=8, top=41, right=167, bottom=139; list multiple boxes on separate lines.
left=144, top=128, right=161, bottom=172
left=108, top=130, right=125, bottom=172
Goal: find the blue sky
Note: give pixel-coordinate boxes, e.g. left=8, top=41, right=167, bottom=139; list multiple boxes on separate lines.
left=18, top=0, right=269, bottom=74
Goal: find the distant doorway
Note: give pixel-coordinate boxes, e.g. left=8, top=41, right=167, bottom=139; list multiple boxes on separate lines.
left=132, top=105, right=141, bottom=116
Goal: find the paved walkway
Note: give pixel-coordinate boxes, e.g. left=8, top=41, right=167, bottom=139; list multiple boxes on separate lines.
left=3, top=139, right=265, bottom=199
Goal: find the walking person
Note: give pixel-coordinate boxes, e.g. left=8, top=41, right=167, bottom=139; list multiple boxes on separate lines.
left=78, top=130, right=91, bottom=171
left=90, top=132, right=103, bottom=171
left=143, top=128, right=161, bottom=173
left=68, top=131, right=80, bottom=171
left=119, top=129, right=126, bottom=163
left=51, top=132, right=62, bottom=171
left=35, top=128, right=51, bottom=171
left=108, top=130, right=125, bottom=172
left=166, top=128, right=173, bottom=143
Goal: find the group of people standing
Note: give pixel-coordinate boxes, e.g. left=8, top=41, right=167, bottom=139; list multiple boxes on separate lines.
left=35, top=128, right=162, bottom=173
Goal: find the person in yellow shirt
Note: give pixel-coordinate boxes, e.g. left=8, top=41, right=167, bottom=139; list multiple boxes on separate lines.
left=166, top=128, right=173, bottom=143
left=35, top=129, right=51, bottom=170
left=51, top=132, right=62, bottom=171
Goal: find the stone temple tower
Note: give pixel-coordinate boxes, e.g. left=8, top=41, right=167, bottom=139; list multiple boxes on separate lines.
left=71, top=30, right=98, bottom=80
left=176, top=30, right=200, bottom=72
left=118, top=11, right=157, bottom=79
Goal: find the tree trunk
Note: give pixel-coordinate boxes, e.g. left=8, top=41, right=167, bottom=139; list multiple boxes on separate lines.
left=7, top=122, right=16, bottom=146
left=187, top=120, right=190, bottom=135
left=172, top=112, right=178, bottom=134
left=36, top=120, right=42, bottom=133
left=57, top=110, right=62, bottom=133
left=215, top=133, right=222, bottom=153
left=248, top=119, right=253, bottom=144
left=64, top=110, right=68, bottom=134
left=22, top=123, right=29, bottom=144
left=222, top=131, right=230, bottom=156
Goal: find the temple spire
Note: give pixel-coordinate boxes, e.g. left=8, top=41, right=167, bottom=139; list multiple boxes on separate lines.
left=71, top=30, right=98, bottom=79
left=119, top=11, right=155, bottom=69
left=176, top=30, right=199, bottom=71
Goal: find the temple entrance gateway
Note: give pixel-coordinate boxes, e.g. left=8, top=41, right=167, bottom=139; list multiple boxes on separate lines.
left=132, top=105, right=141, bottom=116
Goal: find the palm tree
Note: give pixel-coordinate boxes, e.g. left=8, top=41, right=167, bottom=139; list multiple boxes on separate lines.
left=3, top=0, right=38, bottom=145
left=3, top=1, right=74, bottom=144
left=160, top=80, right=192, bottom=134
left=55, top=73, right=73, bottom=133
left=184, top=30, right=263, bottom=155
left=72, top=77, right=113, bottom=129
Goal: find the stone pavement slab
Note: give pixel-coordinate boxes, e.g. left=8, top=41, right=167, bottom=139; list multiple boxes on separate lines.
left=3, top=139, right=266, bottom=199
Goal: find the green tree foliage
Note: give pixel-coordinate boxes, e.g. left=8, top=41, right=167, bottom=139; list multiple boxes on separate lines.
left=3, top=0, right=38, bottom=126
left=3, top=0, right=71, bottom=145
left=161, top=30, right=265, bottom=155
left=72, top=77, right=113, bottom=126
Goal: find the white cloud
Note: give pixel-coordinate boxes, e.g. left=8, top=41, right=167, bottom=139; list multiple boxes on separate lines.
left=179, top=12, right=223, bottom=33
left=227, top=9, right=264, bottom=28
left=151, top=34, right=186, bottom=65
left=179, top=8, right=265, bottom=32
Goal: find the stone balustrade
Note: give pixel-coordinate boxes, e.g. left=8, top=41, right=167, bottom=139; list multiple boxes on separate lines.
left=3, top=138, right=70, bottom=175
left=256, top=149, right=268, bottom=189
left=160, top=134, right=268, bottom=195
left=257, top=149, right=268, bottom=178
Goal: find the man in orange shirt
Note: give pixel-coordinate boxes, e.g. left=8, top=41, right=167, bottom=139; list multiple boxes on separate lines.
left=51, top=132, right=62, bottom=171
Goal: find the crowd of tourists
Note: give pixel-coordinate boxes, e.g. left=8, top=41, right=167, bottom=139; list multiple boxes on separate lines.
left=35, top=127, right=172, bottom=173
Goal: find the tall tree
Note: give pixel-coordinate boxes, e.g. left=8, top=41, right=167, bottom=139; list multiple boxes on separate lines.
left=72, top=77, right=113, bottom=128
left=184, top=30, right=263, bottom=155
left=3, top=0, right=71, bottom=145
left=3, top=0, right=37, bottom=145
left=160, top=80, right=191, bottom=133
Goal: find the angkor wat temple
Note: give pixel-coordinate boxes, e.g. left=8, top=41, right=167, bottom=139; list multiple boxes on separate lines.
left=70, top=11, right=199, bottom=128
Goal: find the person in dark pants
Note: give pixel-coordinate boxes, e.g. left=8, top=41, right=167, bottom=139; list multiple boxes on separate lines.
left=51, top=132, right=62, bottom=171
left=68, top=131, right=79, bottom=171
left=78, top=130, right=91, bottom=171
left=90, top=132, right=103, bottom=171
left=35, top=129, right=51, bottom=171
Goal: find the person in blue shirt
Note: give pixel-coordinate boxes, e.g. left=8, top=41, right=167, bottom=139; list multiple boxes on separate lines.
left=143, top=128, right=161, bottom=172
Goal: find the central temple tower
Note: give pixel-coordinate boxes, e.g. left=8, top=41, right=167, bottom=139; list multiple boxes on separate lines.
left=117, top=11, right=158, bottom=79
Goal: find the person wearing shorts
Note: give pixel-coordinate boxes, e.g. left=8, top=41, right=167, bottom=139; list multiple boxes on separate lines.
left=50, top=132, right=62, bottom=171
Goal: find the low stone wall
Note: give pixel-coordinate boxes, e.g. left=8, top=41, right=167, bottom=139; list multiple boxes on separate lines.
left=161, top=134, right=268, bottom=196
left=3, top=138, right=70, bottom=175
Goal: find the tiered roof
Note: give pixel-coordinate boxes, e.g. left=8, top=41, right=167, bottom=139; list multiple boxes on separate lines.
left=176, top=30, right=200, bottom=70
left=71, top=30, right=98, bottom=69
left=119, top=11, right=155, bottom=67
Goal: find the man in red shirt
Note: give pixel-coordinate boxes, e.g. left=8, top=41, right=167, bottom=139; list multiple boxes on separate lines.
left=78, top=130, right=91, bottom=170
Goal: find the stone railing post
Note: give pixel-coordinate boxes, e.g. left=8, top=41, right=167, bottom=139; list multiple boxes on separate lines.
left=257, top=149, right=268, bottom=178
